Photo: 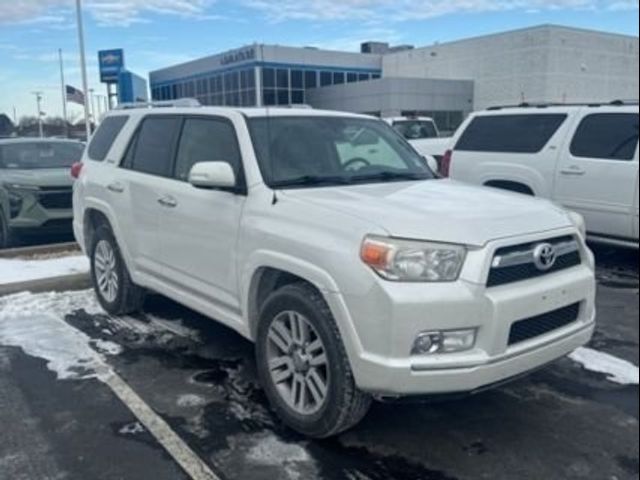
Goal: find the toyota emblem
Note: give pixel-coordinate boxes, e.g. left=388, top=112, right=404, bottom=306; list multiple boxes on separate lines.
left=533, top=243, right=557, bottom=271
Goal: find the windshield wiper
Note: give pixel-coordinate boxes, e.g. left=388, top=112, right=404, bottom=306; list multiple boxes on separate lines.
left=350, top=171, right=430, bottom=183
left=270, top=175, right=354, bottom=188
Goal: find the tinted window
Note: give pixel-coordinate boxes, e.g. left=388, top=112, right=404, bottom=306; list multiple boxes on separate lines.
left=88, top=116, right=128, bottom=161
left=570, top=113, right=639, bottom=161
left=130, top=117, right=181, bottom=176
left=455, top=114, right=567, bottom=153
left=174, top=118, right=242, bottom=181
left=0, top=141, right=84, bottom=169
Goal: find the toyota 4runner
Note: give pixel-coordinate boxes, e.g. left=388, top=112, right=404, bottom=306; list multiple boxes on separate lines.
left=73, top=102, right=596, bottom=438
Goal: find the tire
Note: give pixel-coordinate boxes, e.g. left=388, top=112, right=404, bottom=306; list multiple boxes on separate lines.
left=90, top=224, right=145, bottom=315
left=256, top=282, right=372, bottom=438
left=0, top=211, right=13, bottom=249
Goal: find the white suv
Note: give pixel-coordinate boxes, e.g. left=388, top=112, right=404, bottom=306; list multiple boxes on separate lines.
left=73, top=103, right=596, bottom=438
left=441, top=102, right=639, bottom=248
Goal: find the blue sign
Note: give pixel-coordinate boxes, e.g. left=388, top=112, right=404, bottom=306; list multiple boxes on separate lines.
left=99, top=49, right=125, bottom=83
left=118, top=70, right=149, bottom=104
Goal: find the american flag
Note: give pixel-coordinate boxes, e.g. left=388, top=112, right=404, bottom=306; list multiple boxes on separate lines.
left=66, top=85, right=85, bottom=106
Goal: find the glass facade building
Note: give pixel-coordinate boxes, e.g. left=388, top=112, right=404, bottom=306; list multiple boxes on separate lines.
left=151, top=64, right=381, bottom=107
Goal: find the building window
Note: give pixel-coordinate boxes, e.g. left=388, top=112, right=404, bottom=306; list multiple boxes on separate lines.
left=320, top=71, right=332, bottom=87
left=262, top=68, right=275, bottom=88
left=347, top=72, right=357, bottom=83
left=276, top=69, right=289, bottom=89
left=333, top=72, right=345, bottom=85
left=263, top=89, right=276, bottom=106
left=291, top=70, right=303, bottom=89
left=304, top=70, right=317, bottom=89
left=277, top=90, right=289, bottom=105
left=372, top=73, right=381, bottom=79
left=358, top=73, right=370, bottom=81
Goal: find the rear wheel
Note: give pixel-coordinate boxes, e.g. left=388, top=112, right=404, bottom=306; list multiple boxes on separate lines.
left=256, top=282, right=371, bottom=438
left=90, top=224, right=145, bottom=315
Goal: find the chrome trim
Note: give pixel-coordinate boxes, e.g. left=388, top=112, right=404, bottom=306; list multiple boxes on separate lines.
left=492, top=239, right=579, bottom=269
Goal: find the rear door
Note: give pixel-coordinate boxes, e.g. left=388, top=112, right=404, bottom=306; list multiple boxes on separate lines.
left=158, top=115, right=247, bottom=312
left=120, top=115, right=182, bottom=277
left=554, top=111, right=639, bottom=240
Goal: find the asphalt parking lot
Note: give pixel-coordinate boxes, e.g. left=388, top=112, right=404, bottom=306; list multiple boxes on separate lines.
left=0, top=244, right=638, bottom=480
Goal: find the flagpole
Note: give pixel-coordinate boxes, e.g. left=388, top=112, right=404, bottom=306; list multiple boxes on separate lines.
left=58, top=48, right=69, bottom=138
left=75, top=0, right=91, bottom=141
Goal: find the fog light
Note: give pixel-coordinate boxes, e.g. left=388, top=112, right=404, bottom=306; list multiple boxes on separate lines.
left=412, top=329, right=476, bottom=355
left=411, top=332, right=443, bottom=354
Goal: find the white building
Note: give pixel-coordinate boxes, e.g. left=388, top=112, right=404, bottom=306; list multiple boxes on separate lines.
left=382, top=24, right=639, bottom=110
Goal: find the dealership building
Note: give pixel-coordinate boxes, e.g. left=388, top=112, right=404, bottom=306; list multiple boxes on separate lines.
left=149, top=24, right=639, bottom=132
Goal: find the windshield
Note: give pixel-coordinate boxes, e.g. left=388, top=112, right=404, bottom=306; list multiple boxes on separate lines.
left=249, top=116, right=433, bottom=188
left=392, top=120, right=438, bottom=140
left=0, top=142, right=84, bottom=169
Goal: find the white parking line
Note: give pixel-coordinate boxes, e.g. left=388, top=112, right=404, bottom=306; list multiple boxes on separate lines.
left=104, top=372, right=221, bottom=480
left=0, top=290, right=221, bottom=480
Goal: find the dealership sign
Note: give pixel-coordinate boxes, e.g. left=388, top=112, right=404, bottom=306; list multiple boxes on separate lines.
left=99, top=49, right=125, bottom=83
left=220, top=48, right=255, bottom=66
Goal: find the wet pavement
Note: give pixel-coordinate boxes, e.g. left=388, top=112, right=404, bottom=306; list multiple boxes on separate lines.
left=0, top=244, right=638, bottom=480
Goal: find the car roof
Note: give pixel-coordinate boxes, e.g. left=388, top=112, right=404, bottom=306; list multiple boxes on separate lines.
left=476, top=104, right=639, bottom=116
left=0, top=137, right=84, bottom=145
left=105, top=106, right=376, bottom=120
left=384, top=116, right=435, bottom=122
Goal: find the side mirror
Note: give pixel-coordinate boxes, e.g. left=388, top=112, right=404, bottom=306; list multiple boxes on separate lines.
left=188, top=161, right=236, bottom=189
left=422, top=155, right=439, bottom=173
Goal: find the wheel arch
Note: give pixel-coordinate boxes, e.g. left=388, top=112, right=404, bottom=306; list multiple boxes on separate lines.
left=484, top=179, right=535, bottom=196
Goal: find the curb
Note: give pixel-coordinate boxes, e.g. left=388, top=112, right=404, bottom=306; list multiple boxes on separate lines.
left=0, top=272, right=91, bottom=297
left=0, top=242, right=80, bottom=259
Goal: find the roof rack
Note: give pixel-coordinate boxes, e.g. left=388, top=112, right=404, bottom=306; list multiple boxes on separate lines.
left=487, top=99, right=638, bottom=110
left=114, top=98, right=201, bottom=110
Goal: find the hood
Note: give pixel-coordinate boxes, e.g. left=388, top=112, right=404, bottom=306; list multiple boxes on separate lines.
left=281, top=180, right=573, bottom=247
left=1, top=168, right=73, bottom=189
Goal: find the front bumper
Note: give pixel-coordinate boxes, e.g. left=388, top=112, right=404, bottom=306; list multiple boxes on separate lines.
left=328, top=233, right=596, bottom=396
left=7, top=189, right=73, bottom=232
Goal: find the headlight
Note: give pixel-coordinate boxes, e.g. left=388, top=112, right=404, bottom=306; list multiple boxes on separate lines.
left=568, top=210, right=587, bottom=239
left=360, top=235, right=467, bottom=282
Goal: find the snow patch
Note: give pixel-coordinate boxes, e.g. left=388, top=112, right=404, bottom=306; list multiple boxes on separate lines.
left=569, top=347, right=639, bottom=385
left=91, top=339, right=123, bottom=356
left=246, top=432, right=312, bottom=465
left=119, top=422, right=146, bottom=435
left=0, top=290, right=110, bottom=380
left=177, top=393, right=208, bottom=408
left=0, top=254, right=89, bottom=285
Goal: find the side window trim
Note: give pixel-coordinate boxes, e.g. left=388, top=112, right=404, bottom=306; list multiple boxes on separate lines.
left=119, top=114, right=183, bottom=177
left=172, top=114, right=248, bottom=195
left=569, top=112, right=639, bottom=162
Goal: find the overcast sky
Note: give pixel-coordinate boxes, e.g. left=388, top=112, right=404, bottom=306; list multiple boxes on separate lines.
left=1, top=0, right=638, bottom=121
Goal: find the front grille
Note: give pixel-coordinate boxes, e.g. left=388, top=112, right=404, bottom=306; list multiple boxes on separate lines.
left=39, top=189, right=72, bottom=209
left=508, top=302, right=581, bottom=345
left=487, top=235, right=581, bottom=287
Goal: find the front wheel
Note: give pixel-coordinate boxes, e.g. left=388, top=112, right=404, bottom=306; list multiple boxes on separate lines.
left=90, top=224, right=145, bottom=315
left=256, top=283, right=371, bottom=438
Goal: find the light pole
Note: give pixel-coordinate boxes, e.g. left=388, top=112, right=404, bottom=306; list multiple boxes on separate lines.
left=32, top=91, right=44, bottom=138
left=75, top=0, right=91, bottom=140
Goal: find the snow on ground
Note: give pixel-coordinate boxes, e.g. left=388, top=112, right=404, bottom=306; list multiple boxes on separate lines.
left=0, top=254, right=89, bottom=285
left=569, top=347, right=639, bottom=385
left=0, top=290, right=113, bottom=380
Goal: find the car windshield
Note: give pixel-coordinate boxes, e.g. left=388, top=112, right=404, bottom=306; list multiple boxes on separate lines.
left=392, top=120, right=438, bottom=140
left=249, top=116, right=433, bottom=188
left=0, top=141, right=84, bottom=169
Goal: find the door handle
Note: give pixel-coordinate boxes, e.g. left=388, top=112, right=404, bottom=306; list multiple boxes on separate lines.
left=560, top=166, right=586, bottom=176
left=157, top=195, right=178, bottom=208
left=107, top=182, right=125, bottom=193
